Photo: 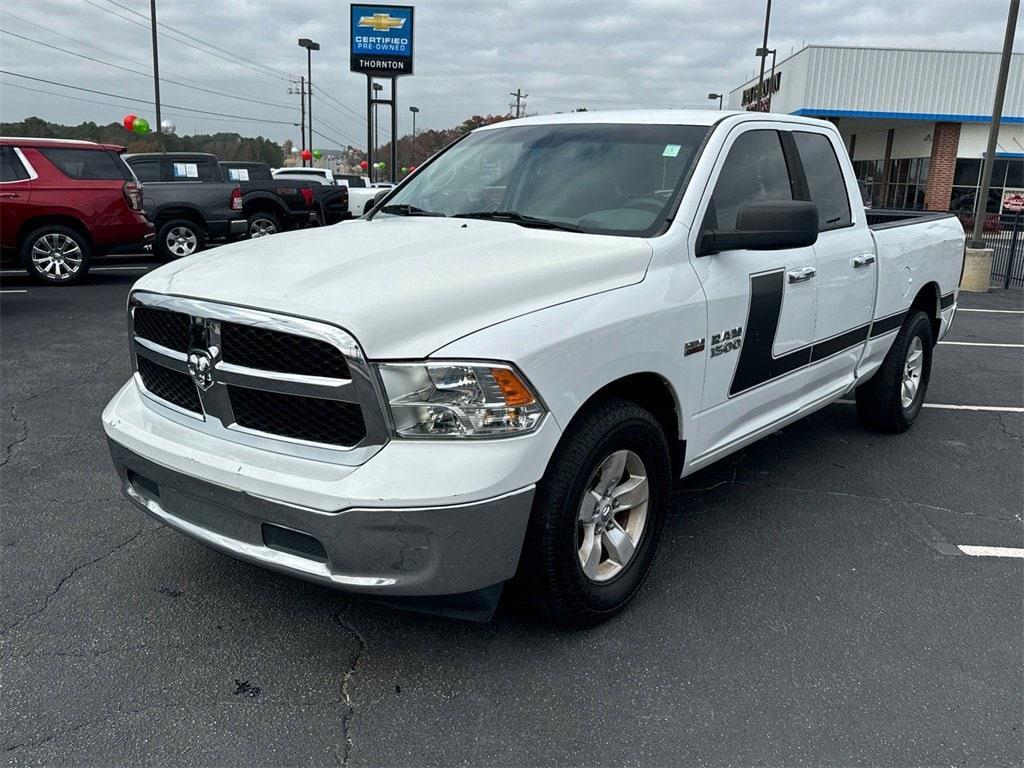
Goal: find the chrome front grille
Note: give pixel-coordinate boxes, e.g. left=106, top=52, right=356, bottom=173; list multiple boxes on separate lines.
left=128, top=292, right=388, bottom=465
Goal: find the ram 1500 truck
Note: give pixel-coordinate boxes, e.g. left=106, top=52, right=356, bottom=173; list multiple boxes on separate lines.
left=103, top=111, right=965, bottom=626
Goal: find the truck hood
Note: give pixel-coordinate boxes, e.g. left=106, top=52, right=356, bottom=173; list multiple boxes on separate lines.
left=134, top=217, right=653, bottom=358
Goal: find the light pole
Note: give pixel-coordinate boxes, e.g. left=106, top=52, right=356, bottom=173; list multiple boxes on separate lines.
left=298, top=38, right=319, bottom=167
left=755, top=47, right=777, bottom=111
left=372, top=82, right=383, bottom=180
left=409, top=105, right=419, bottom=165
left=707, top=93, right=723, bottom=110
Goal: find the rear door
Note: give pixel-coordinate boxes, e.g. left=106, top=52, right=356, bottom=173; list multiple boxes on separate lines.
left=790, top=129, right=877, bottom=399
left=0, top=146, right=34, bottom=250
left=689, top=126, right=819, bottom=461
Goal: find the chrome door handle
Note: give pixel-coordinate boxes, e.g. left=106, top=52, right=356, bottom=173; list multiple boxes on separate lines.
left=853, top=254, right=876, bottom=268
left=0, top=193, right=20, bottom=199
left=787, top=267, right=816, bottom=283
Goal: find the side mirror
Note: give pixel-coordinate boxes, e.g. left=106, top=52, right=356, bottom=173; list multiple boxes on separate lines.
left=698, top=200, right=818, bottom=256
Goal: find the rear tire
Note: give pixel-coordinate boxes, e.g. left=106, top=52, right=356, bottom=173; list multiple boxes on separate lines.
left=20, top=225, right=92, bottom=285
left=155, top=218, right=204, bottom=261
left=855, top=310, right=933, bottom=433
left=513, top=397, right=671, bottom=627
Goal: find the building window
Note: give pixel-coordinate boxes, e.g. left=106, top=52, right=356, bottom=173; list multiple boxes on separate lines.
left=950, top=157, right=1024, bottom=213
left=852, top=157, right=930, bottom=210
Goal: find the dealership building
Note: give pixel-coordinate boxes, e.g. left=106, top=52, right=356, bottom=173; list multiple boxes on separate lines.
left=728, top=45, right=1024, bottom=213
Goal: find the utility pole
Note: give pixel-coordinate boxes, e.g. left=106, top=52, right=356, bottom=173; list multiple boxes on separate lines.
left=288, top=78, right=306, bottom=163
left=757, top=0, right=772, bottom=111
left=298, top=38, right=319, bottom=167
left=509, top=88, right=528, bottom=118
left=149, top=0, right=163, bottom=151
left=971, top=0, right=1019, bottom=248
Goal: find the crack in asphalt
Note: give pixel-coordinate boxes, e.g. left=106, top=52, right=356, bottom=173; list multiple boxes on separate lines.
left=1, top=403, right=28, bottom=468
left=996, top=412, right=1023, bottom=443
left=332, top=602, right=368, bottom=767
left=0, top=527, right=151, bottom=637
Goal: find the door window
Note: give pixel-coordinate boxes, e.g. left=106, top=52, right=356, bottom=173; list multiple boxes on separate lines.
left=0, top=147, right=29, bottom=182
left=128, top=159, right=162, bottom=182
left=793, top=132, right=852, bottom=230
left=707, top=130, right=793, bottom=230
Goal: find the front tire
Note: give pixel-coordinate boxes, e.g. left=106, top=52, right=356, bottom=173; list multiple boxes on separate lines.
left=20, top=225, right=92, bottom=285
left=247, top=211, right=281, bottom=239
left=855, top=310, right=933, bottom=432
left=514, top=397, right=671, bottom=627
left=155, top=218, right=204, bottom=260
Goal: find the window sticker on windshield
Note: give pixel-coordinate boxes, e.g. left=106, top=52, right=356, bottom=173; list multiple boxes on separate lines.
left=173, top=162, right=199, bottom=178
left=662, top=144, right=681, bottom=158
left=228, top=168, right=249, bottom=181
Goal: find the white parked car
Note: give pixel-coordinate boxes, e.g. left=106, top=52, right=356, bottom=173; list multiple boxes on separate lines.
left=104, top=111, right=965, bottom=625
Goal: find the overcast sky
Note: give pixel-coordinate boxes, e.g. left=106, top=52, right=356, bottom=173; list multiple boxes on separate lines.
left=0, top=0, right=1019, bottom=148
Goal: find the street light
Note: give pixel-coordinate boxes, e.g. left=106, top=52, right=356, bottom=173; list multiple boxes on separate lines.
left=409, top=105, right=419, bottom=164
left=755, top=46, right=777, bottom=111
left=707, top=92, right=723, bottom=110
left=372, top=82, right=383, bottom=180
left=298, top=38, right=320, bottom=167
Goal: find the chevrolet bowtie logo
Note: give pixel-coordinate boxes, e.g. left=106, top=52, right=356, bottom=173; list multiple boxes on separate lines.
left=358, top=13, right=406, bottom=32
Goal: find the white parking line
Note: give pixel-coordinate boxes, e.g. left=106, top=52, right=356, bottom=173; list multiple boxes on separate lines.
left=938, top=341, right=1023, bottom=348
left=958, top=308, right=1024, bottom=314
left=1, top=289, right=28, bottom=294
left=0, top=266, right=150, bottom=275
left=836, top=400, right=1023, bottom=413
left=957, top=545, right=1024, bottom=559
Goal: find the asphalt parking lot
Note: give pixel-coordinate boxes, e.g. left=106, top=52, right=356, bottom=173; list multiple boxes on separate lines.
left=2, top=259, right=1022, bottom=767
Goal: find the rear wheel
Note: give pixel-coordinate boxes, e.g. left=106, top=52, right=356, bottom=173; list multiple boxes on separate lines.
left=855, top=310, right=933, bottom=432
left=514, top=397, right=671, bottom=627
left=156, top=218, right=204, bottom=260
left=247, top=211, right=281, bottom=238
left=20, top=225, right=91, bottom=285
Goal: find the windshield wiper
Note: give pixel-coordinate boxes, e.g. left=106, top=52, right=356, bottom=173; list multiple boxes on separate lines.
left=379, top=204, right=444, bottom=217
left=454, top=211, right=582, bottom=232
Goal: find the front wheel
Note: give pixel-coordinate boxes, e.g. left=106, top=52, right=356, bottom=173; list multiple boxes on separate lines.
left=855, top=310, right=933, bottom=432
left=247, top=211, right=281, bottom=239
left=155, top=218, right=204, bottom=260
left=513, top=397, right=671, bottom=627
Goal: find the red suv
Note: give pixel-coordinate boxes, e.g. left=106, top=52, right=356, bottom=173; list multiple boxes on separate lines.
left=0, top=138, right=154, bottom=285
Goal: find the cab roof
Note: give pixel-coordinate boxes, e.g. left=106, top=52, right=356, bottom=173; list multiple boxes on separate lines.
left=475, top=109, right=834, bottom=130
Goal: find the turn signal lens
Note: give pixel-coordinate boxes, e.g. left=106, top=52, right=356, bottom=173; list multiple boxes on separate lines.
left=490, top=367, right=535, bottom=406
left=376, top=361, right=545, bottom=438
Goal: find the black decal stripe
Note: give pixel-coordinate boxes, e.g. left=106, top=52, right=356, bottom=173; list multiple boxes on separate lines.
left=810, top=323, right=871, bottom=362
left=940, top=292, right=955, bottom=310
left=869, top=310, right=908, bottom=338
left=730, top=271, right=812, bottom=396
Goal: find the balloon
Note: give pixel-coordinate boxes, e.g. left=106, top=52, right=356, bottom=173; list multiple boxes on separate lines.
left=408, top=166, right=416, bottom=172
left=300, top=149, right=312, bottom=161
left=376, top=161, right=386, bottom=169
left=400, top=166, right=408, bottom=173
left=160, top=119, right=175, bottom=134
left=291, top=146, right=300, bottom=154
left=123, top=114, right=137, bottom=131
left=132, top=117, right=150, bottom=134
left=358, top=160, right=368, bottom=170
left=312, top=149, right=322, bottom=160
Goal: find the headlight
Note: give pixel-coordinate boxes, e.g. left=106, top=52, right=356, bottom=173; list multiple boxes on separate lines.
left=376, top=362, right=545, bottom=438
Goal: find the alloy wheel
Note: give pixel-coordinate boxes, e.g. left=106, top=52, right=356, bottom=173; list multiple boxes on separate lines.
left=31, top=233, right=83, bottom=281
left=249, top=217, right=278, bottom=238
left=166, top=226, right=198, bottom=257
left=577, top=449, right=649, bottom=582
left=901, top=336, right=924, bottom=408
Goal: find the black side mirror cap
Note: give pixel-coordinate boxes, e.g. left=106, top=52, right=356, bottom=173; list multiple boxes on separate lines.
left=699, top=200, right=819, bottom=256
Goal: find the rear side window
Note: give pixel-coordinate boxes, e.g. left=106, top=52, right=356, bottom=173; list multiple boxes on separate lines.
left=793, top=132, right=852, bottom=230
left=129, top=159, right=162, bottom=182
left=708, top=130, right=793, bottom=231
left=39, top=148, right=131, bottom=180
left=0, top=147, right=29, bottom=181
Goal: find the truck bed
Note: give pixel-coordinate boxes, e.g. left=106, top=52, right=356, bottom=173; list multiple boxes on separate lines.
left=866, top=208, right=960, bottom=230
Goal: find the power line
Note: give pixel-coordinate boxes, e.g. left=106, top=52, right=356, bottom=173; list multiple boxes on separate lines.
left=0, top=11, right=297, bottom=110
left=0, top=28, right=296, bottom=112
left=311, top=126, right=361, bottom=149
left=100, top=0, right=295, bottom=80
left=0, top=70, right=299, bottom=126
left=82, top=0, right=294, bottom=82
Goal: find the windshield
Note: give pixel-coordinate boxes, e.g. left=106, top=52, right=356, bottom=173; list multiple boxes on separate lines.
left=377, top=122, right=708, bottom=236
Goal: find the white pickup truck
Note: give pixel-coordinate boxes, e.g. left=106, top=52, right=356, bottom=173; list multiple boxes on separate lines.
left=104, top=111, right=965, bottom=626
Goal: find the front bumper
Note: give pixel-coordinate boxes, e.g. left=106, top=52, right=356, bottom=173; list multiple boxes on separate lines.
left=109, top=438, right=535, bottom=596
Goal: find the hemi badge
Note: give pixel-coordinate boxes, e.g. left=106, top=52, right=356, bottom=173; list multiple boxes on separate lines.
left=684, top=338, right=706, bottom=356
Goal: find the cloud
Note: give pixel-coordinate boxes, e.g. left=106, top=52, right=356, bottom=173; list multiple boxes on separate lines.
left=0, top=0, right=1016, bottom=147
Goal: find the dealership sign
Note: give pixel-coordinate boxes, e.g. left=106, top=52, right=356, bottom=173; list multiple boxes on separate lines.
left=350, top=4, right=414, bottom=76
left=742, top=72, right=782, bottom=111
left=1003, top=188, right=1024, bottom=213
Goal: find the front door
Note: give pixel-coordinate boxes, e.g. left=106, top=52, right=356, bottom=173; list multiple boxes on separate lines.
left=0, top=146, right=34, bottom=251
left=689, top=127, right=819, bottom=461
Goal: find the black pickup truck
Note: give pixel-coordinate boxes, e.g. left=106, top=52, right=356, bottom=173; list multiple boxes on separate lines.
left=124, top=152, right=246, bottom=260
left=220, top=161, right=349, bottom=236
